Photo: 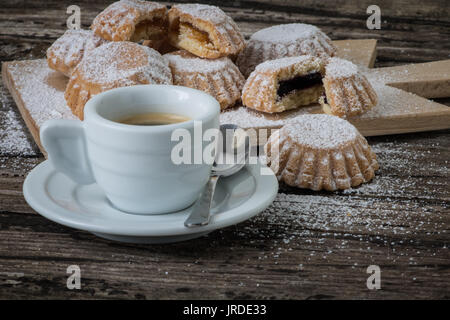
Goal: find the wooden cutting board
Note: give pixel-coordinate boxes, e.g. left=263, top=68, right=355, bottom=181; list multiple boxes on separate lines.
left=2, top=39, right=450, bottom=155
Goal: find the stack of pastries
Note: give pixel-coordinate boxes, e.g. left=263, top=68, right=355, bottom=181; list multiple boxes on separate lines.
left=46, top=0, right=379, bottom=190
left=47, top=0, right=247, bottom=118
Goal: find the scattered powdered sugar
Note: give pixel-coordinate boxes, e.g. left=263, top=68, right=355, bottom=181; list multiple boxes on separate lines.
left=232, top=138, right=447, bottom=262
left=221, top=105, right=298, bottom=128
left=164, top=51, right=229, bottom=73
left=366, top=67, right=411, bottom=85
left=0, top=109, right=34, bottom=156
left=221, top=103, right=318, bottom=128
left=46, top=29, right=92, bottom=68
left=343, top=142, right=447, bottom=199
left=361, top=72, right=427, bottom=118
left=251, top=190, right=446, bottom=239
left=6, top=60, right=77, bottom=128
left=174, top=3, right=229, bottom=25
left=77, top=42, right=171, bottom=87
left=255, top=55, right=313, bottom=72
left=282, top=114, right=358, bottom=149
left=0, top=86, right=35, bottom=155
left=325, top=57, right=358, bottom=78
left=251, top=23, right=322, bottom=44
left=0, top=156, right=40, bottom=171
left=231, top=187, right=447, bottom=268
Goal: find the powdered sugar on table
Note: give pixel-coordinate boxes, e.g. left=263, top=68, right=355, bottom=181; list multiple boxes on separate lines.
left=6, top=60, right=77, bottom=127
left=0, top=85, right=34, bottom=156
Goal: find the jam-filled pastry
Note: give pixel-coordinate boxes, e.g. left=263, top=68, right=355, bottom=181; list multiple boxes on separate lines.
left=242, top=55, right=325, bottom=113
left=237, top=23, right=336, bottom=78
left=91, top=0, right=168, bottom=51
left=320, top=57, right=378, bottom=118
left=46, top=29, right=108, bottom=76
left=167, top=4, right=245, bottom=59
left=164, top=50, right=245, bottom=110
left=65, top=42, right=172, bottom=120
left=265, top=114, right=379, bottom=191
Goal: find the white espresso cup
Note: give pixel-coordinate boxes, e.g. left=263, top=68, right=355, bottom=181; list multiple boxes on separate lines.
left=40, top=85, right=220, bottom=214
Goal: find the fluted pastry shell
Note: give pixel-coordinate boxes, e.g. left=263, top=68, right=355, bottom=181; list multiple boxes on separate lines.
left=264, top=114, right=379, bottom=191
left=168, top=4, right=245, bottom=59
left=242, top=56, right=325, bottom=113
left=46, top=29, right=108, bottom=77
left=320, top=57, right=378, bottom=119
left=91, top=0, right=168, bottom=51
left=164, top=50, right=245, bottom=110
left=65, top=41, right=172, bottom=120
left=237, top=23, right=336, bottom=78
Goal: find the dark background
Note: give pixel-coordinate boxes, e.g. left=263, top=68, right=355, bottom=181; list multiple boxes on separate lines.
left=0, top=1, right=449, bottom=299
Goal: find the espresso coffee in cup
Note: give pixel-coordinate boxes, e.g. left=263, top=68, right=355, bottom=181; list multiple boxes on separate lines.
left=117, top=112, right=191, bottom=126
left=41, top=85, right=220, bottom=214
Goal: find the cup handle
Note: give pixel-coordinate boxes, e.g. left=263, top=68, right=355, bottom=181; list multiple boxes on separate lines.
left=40, top=119, right=95, bottom=185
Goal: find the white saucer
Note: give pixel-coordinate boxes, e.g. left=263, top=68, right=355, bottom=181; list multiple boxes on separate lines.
left=23, top=160, right=278, bottom=244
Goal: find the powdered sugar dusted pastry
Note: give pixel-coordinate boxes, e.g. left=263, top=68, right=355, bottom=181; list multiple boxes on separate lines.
left=164, top=50, right=244, bottom=110
left=242, top=55, right=325, bottom=113
left=46, top=29, right=108, bottom=76
left=168, top=4, right=245, bottom=59
left=65, top=42, right=172, bottom=119
left=91, top=0, right=168, bottom=51
left=320, top=57, right=378, bottom=118
left=237, top=23, right=336, bottom=77
left=265, top=114, right=379, bottom=191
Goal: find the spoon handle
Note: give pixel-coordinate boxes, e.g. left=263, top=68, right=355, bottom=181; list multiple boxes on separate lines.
left=184, top=175, right=220, bottom=227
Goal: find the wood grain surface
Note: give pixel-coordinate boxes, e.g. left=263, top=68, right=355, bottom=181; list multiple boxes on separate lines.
left=0, top=0, right=449, bottom=300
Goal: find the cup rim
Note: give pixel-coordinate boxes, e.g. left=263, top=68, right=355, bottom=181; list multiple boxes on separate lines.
left=83, top=84, right=220, bottom=132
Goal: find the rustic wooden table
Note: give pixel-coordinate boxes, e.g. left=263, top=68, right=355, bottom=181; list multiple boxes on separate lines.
left=0, top=0, right=449, bottom=299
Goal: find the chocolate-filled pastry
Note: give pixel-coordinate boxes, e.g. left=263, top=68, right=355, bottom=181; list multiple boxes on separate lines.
left=167, top=4, right=245, bottom=59
left=320, top=57, right=378, bottom=118
left=65, top=42, right=172, bottom=120
left=236, top=23, right=336, bottom=78
left=91, top=0, right=168, bottom=51
left=277, top=73, right=323, bottom=98
left=164, top=50, right=245, bottom=110
left=264, top=114, right=379, bottom=191
left=242, top=55, right=325, bottom=113
left=46, top=29, right=108, bottom=76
